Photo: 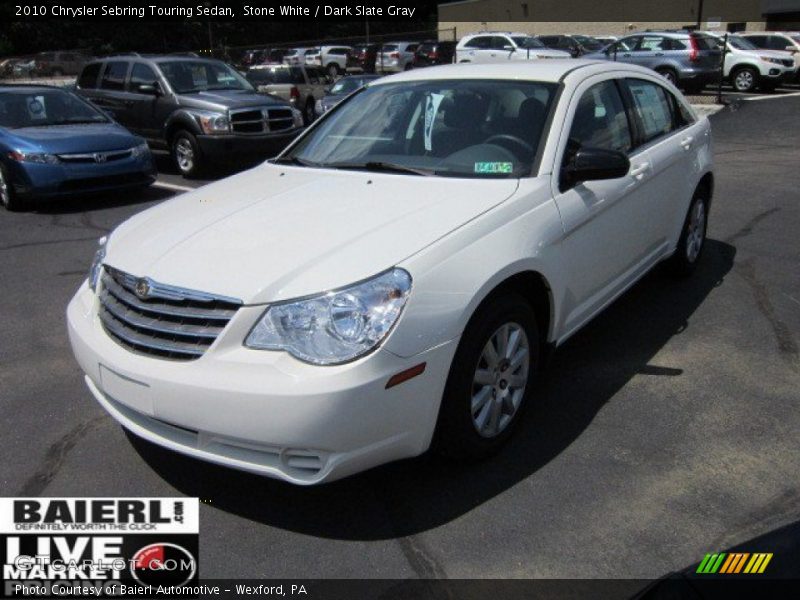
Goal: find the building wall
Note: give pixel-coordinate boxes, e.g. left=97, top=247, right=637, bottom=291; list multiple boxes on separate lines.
left=438, top=0, right=769, bottom=40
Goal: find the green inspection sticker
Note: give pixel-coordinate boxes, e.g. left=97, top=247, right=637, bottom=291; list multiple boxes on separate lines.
left=474, top=162, right=513, bottom=174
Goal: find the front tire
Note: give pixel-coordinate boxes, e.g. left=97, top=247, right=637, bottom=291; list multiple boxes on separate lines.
left=732, top=67, right=758, bottom=93
left=171, top=130, right=204, bottom=178
left=656, top=67, right=678, bottom=85
left=304, top=98, right=315, bottom=125
left=0, top=162, right=26, bottom=212
left=326, top=63, right=341, bottom=78
left=435, top=293, right=539, bottom=459
left=669, top=193, right=708, bottom=277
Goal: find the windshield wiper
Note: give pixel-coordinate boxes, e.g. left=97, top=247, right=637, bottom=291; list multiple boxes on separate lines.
left=327, top=161, right=435, bottom=176
left=270, top=155, right=320, bottom=167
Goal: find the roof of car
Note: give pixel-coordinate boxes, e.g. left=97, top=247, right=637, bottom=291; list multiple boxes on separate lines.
left=0, top=84, right=68, bottom=93
left=368, top=59, right=652, bottom=85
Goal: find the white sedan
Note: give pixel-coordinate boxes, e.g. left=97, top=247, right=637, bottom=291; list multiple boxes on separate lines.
left=68, top=60, right=714, bottom=485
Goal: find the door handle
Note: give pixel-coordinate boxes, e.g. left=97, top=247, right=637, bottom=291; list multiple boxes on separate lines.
left=655, top=52, right=664, bottom=56
left=630, top=163, right=649, bottom=179
left=680, top=136, right=694, bottom=150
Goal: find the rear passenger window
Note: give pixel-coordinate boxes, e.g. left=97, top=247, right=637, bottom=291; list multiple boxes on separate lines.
left=77, top=63, right=101, bottom=89
left=566, top=80, right=632, bottom=159
left=625, top=79, right=675, bottom=143
left=100, top=62, right=129, bottom=91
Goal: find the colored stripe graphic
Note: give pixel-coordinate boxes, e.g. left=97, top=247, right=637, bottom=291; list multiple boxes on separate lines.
left=699, top=552, right=774, bottom=574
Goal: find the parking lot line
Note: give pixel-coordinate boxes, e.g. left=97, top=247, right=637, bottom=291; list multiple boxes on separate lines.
left=152, top=181, right=194, bottom=192
left=744, top=91, right=800, bottom=102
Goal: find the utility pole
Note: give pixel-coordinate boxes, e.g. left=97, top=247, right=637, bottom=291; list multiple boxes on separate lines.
left=696, top=0, right=704, bottom=29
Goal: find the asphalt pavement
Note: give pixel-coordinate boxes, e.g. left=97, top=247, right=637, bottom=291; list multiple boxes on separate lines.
left=1, top=95, right=798, bottom=584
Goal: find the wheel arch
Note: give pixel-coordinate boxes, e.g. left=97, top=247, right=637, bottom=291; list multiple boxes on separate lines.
left=696, top=171, right=714, bottom=210
left=163, top=111, right=202, bottom=145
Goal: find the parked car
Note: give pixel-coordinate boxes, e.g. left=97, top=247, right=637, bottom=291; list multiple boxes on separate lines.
left=713, top=34, right=795, bottom=92
left=33, top=51, right=90, bottom=77
left=376, top=42, right=419, bottom=73
left=314, top=74, right=381, bottom=116
left=348, top=43, right=379, bottom=73
left=283, top=47, right=312, bottom=65
left=594, top=35, right=619, bottom=46
left=68, top=60, right=713, bottom=485
left=12, top=59, right=36, bottom=78
left=455, top=32, right=571, bottom=63
left=1, top=58, right=19, bottom=77
left=76, top=55, right=304, bottom=177
left=538, top=34, right=605, bottom=57
left=740, top=32, right=800, bottom=80
left=246, top=64, right=329, bottom=124
left=413, top=40, right=457, bottom=67
left=583, top=31, right=722, bottom=93
left=0, top=85, right=155, bottom=211
left=304, top=46, right=352, bottom=77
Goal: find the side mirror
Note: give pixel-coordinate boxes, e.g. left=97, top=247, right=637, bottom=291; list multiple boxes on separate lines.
left=504, top=45, right=515, bottom=52
left=786, top=45, right=798, bottom=53
left=137, top=82, right=161, bottom=95
left=563, top=147, right=630, bottom=186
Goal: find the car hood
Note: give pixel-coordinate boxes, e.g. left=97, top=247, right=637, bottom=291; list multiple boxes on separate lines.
left=105, top=164, right=519, bottom=304
left=3, top=123, right=139, bottom=153
left=178, top=89, right=286, bottom=110
left=733, top=48, right=794, bottom=60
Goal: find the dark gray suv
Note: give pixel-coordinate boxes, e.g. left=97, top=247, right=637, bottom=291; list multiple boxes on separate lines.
left=76, top=55, right=304, bottom=177
left=584, top=32, right=722, bottom=93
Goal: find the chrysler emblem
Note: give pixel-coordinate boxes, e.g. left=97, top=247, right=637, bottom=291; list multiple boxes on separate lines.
left=134, top=278, right=151, bottom=299
left=94, top=152, right=107, bottom=163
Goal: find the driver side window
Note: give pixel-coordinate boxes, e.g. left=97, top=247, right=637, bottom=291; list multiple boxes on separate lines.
left=563, top=80, right=632, bottom=169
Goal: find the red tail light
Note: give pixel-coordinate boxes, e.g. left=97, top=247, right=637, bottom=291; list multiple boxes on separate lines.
left=390, top=52, right=400, bottom=59
left=428, top=51, right=438, bottom=59
left=290, top=86, right=300, bottom=100
left=688, top=37, right=699, bottom=62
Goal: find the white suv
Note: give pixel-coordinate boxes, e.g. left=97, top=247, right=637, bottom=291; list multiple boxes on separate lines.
left=304, top=45, right=352, bottom=77
left=456, top=32, right=571, bottom=63
left=68, top=61, right=713, bottom=485
left=718, top=34, right=796, bottom=92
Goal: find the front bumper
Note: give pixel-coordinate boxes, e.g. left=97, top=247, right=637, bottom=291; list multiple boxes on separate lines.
left=10, top=154, right=156, bottom=199
left=67, top=282, right=456, bottom=485
left=196, top=130, right=302, bottom=162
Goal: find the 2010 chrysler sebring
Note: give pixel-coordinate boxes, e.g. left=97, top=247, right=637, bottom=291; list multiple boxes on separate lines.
left=67, top=61, right=713, bottom=485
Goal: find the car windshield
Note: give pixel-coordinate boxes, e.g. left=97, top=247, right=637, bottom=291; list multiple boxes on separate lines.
left=159, top=60, right=253, bottom=93
left=283, top=79, right=556, bottom=178
left=512, top=37, right=546, bottom=49
left=573, top=35, right=604, bottom=50
left=0, top=89, right=108, bottom=128
left=728, top=36, right=758, bottom=50
left=246, top=67, right=294, bottom=85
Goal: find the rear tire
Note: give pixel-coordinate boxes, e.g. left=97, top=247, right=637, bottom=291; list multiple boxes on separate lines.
left=435, top=293, right=540, bottom=459
left=656, top=67, right=678, bottom=85
left=668, top=193, right=709, bottom=277
left=304, top=98, right=315, bottom=125
left=326, top=63, right=341, bottom=78
left=0, top=162, right=26, bottom=212
left=171, top=130, right=204, bottom=178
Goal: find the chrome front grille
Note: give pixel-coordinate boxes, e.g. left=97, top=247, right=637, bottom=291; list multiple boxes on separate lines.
left=230, top=107, right=296, bottom=134
left=98, top=266, right=242, bottom=361
left=57, top=149, right=133, bottom=163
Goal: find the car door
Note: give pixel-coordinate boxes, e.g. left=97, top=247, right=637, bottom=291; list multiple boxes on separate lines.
left=608, top=36, right=641, bottom=64
left=127, top=62, right=165, bottom=141
left=628, top=35, right=665, bottom=69
left=622, top=77, right=700, bottom=247
left=89, top=61, right=134, bottom=125
left=550, top=76, right=656, bottom=338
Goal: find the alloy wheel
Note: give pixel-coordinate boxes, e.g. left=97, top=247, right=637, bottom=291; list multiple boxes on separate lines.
left=734, top=70, right=755, bottom=92
left=685, top=199, right=706, bottom=263
left=0, top=168, right=10, bottom=207
left=175, top=138, right=194, bottom=173
left=471, top=322, right=530, bottom=438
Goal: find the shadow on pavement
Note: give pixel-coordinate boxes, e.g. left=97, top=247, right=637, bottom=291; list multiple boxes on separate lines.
left=30, top=184, right=175, bottom=215
left=129, top=239, right=736, bottom=540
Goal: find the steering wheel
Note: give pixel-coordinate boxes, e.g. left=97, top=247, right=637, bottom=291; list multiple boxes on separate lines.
left=484, top=134, right=535, bottom=158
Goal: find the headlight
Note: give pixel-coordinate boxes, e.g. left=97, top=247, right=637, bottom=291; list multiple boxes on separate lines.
left=88, top=236, right=107, bottom=292
left=292, top=107, right=304, bottom=128
left=130, top=142, right=150, bottom=158
left=245, top=268, right=412, bottom=365
left=194, top=111, right=230, bottom=134
left=760, top=56, right=782, bottom=64
left=8, top=150, right=59, bottom=164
